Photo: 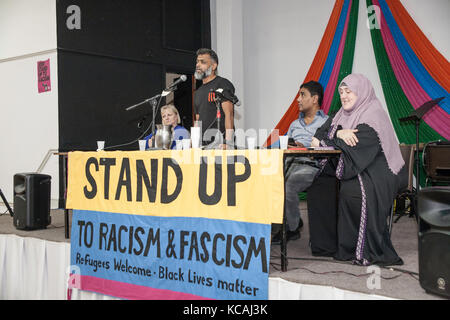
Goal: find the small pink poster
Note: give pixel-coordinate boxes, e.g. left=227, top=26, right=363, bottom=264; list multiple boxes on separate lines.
left=37, top=59, right=51, bottom=93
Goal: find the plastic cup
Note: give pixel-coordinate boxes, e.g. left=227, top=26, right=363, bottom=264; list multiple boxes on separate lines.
left=175, top=140, right=183, bottom=150
left=138, top=140, right=147, bottom=151
left=97, top=141, right=105, bottom=151
left=190, top=127, right=201, bottom=148
left=279, top=136, right=289, bottom=150
left=182, top=139, right=191, bottom=150
left=247, top=137, right=256, bottom=150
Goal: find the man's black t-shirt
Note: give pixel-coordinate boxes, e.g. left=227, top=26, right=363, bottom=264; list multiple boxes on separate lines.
left=193, top=76, right=235, bottom=143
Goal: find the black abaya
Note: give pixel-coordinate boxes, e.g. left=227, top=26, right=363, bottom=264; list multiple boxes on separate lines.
left=309, top=120, right=406, bottom=266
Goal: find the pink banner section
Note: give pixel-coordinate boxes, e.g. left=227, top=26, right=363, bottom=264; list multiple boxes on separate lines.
left=69, top=274, right=213, bottom=300
left=375, top=0, right=450, bottom=139
left=37, top=59, right=51, bottom=93
left=321, top=0, right=352, bottom=114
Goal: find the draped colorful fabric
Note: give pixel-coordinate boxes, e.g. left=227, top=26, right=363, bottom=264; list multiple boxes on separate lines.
left=368, top=0, right=449, bottom=142
left=263, top=0, right=358, bottom=147
left=264, top=0, right=449, bottom=148
left=387, top=0, right=450, bottom=92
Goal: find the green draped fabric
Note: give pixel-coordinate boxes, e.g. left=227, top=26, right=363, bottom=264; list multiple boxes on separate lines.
left=365, top=0, right=444, bottom=144
left=329, top=0, right=359, bottom=115
left=366, top=0, right=444, bottom=186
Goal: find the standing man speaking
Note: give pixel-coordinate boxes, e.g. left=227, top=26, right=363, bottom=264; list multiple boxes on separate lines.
left=194, top=48, right=236, bottom=148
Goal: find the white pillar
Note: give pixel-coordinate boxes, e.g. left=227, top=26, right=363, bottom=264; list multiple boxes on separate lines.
left=211, top=0, right=245, bottom=137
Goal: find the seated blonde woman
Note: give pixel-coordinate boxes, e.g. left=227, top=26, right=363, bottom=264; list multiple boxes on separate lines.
left=143, top=104, right=190, bottom=149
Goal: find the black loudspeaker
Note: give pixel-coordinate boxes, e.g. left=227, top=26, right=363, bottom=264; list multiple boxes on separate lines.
left=418, top=186, right=450, bottom=298
left=13, top=173, right=51, bottom=230
left=423, top=141, right=450, bottom=184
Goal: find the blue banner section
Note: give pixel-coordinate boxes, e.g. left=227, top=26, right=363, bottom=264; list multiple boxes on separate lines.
left=70, top=210, right=271, bottom=300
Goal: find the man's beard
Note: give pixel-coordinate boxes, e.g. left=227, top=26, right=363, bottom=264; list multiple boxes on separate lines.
left=194, top=66, right=213, bottom=80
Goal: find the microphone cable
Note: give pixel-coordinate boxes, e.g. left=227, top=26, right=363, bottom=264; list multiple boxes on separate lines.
left=103, top=94, right=164, bottom=151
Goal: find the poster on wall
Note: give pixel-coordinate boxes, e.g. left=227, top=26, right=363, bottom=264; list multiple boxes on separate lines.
left=37, top=59, right=51, bottom=93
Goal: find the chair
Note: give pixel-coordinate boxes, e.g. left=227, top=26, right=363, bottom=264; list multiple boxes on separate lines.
left=388, top=144, right=415, bottom=235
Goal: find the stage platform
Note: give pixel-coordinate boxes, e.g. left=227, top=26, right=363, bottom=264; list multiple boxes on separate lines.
left=0, top=203, right=446, bottom=300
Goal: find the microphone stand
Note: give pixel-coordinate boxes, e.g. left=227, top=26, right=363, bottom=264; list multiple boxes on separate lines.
left=214, top=96, right=222, bottom=141
left=0, top=188, right=14, bottom=217
left=210, top=94, right=235, bottom=150
left=398, top=96, right=444, bottom=220
left=125, top=90, right=170, bottom=148
left=149, top=97, right=159, bottom=148
left=205, top=95, right=226, bottom=149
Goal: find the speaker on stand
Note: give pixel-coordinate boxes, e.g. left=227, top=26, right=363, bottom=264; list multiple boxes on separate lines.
left=13, top=173, right=51, bottom=230
left=418, top=186, right=450, bottom=298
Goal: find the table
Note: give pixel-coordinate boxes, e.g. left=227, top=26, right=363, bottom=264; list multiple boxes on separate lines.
left=281, top=149, right=342, bottom=272
left=56, top=148, right=342, bottom=252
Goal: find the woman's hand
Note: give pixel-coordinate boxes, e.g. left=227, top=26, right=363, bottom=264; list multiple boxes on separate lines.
left=336, top=129, right=359, bottom=147
left=311, top=137, right=320, bottom=148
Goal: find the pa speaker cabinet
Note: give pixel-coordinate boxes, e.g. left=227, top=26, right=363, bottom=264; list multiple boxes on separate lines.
left=13, top=173, right=51, bottom=230
left=418, top=187, right=450, bottom=298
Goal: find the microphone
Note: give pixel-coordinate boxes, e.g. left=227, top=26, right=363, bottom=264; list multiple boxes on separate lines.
left=215, top=88, right=241, bottom=106
left=167, top=74, right=187, bottom=90
left=125, top=75, right=186, bottom=112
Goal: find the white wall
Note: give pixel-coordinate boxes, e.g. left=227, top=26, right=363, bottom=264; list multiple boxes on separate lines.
left=212, top=0, right=450, bottom=146
left=0, top=0, right=59, bottom=205
left=211, top=0, right=246, bottom=132
left=241, top=0, right=334, bottom=136
left=0, top=0, right=57, bottom=60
